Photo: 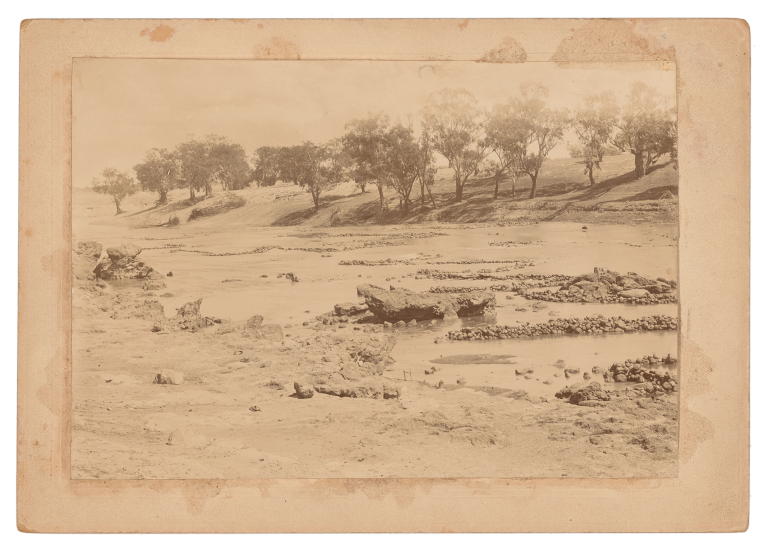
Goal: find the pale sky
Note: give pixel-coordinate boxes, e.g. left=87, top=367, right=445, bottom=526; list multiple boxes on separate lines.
left=73, top=58, right=675, bottom=187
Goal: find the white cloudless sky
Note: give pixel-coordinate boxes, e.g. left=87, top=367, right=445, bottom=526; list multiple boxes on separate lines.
left=73, top=58, right=675, bottom=186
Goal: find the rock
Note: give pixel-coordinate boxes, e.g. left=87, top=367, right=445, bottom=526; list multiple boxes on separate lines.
left=555, top=382, right=611, bottom=405
left=356, top=284, right=494, bottom=322
left=93, top=243, right=159, bottom=280
left=173, top=298, right=218, bottom=331
left=582, top=372, right=591, bottom=380
left=406, top=319, right=418, bottom=327
left=245, top=315, right=264, bottom=329
left=249, top=405, right=262, bottom=412
left=153, top=370, right=184, bottom=385
left=166, top=271, right=174, bottom=277
left=293, top=382, right=314, bottom=399
left=619, top=288, right=651, bottom=299
left=456, top=377, right=466, bottom=385
left=333, top=302, right=369, bottom=316
left=312, top=377, right=401, bottom=399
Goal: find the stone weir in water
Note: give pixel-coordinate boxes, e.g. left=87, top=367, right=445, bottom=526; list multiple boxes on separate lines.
left=446, top=314, right=678, bottom=341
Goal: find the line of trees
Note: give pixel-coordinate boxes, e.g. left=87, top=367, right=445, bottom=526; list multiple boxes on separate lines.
left=91, top=82, right=676, bottom=215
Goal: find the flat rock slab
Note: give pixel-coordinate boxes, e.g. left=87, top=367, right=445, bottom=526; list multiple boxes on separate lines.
left=356, top=284, right=495, bottom=322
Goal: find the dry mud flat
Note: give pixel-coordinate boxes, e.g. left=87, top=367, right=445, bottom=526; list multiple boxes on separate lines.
left=71, top=223, right=679, bottom=479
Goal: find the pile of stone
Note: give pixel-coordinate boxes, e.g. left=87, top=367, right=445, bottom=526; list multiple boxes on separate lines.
left=356, top=284, right=495, bottom=322
left=604, top=355, right=678, bottom=393
left=446, top=314, right=678, bottom=341
left=523, top=268, right=677, bottom=304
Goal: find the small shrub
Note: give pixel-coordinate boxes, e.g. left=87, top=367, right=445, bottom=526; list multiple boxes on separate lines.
left=168, top=215, right=180, bottom=226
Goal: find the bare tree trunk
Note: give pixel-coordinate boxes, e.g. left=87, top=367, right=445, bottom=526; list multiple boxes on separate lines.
left=633, top=150, right=646, bottom=178
left=511, top=175, right=516, bottom=200
left=493, top=172, right=502, bottom=199
left=158, top=189, right=168, bottom=204
left=425, top=181, right=437, bottom=208
left=528, top=173, right=539, bottom=199
left=189, top=186, right=196, bottom=200
left=377, top=183, right=385, bottom=212
left=113, top=196, right=122, bottom=215
left=455, top=173, right=463, bottom=202
left=587, top=164, right=596, bottom=186
left=205, top=183, right=212, bottom=197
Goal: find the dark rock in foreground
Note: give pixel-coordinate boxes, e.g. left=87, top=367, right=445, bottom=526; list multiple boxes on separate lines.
left=92, top=243, right=161, bottom=281
left=446, top=314, right=678, bottom=341
left=356, top=284, right=495, bottom=322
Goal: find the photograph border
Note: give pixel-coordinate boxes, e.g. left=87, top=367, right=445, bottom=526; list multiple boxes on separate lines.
left=18, top=18, right=749, bottom=532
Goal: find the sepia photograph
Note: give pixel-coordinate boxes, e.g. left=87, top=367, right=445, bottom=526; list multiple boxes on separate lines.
left=70, top=57, right=680, bottom=480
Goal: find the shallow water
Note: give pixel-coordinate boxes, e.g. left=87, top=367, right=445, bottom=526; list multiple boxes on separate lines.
left=116, top=222, right=677, bottom=323
left=82, top=221, right=678, bottom=398
left=388, top=323, right=677, bottom=399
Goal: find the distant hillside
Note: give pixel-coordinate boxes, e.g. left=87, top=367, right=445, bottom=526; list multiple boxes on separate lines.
left=74, top=153, right=678, bottom=230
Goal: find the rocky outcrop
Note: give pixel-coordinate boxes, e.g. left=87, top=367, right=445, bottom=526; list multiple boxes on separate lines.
left=356, top=284, right=495, bottom=322
left=93, top=243, right=161, bottom=281
left=447, top=314, right=678, bottom=341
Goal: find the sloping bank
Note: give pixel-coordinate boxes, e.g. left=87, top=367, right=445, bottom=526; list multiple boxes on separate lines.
left=446, top=314, right=678, bottom=341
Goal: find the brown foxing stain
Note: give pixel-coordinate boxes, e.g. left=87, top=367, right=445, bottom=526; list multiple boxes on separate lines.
left=551, top=20, right=675, bottom=64
left=181, top=480, right=224, bottom=514
left=680, top=337, right=713, bottom=397
left=457, top=19, right=469, bottom=30
left=139, top=24, right=176, bottom=43
left=253, top=36, right=302, bottom=60
left=678, top=405, right=715, bottom=465
left=477, top=37, right=528, bottom=64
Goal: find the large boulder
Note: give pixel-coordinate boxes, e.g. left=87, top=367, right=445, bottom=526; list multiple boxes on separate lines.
left=356, top=284, right=494, bottom=322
